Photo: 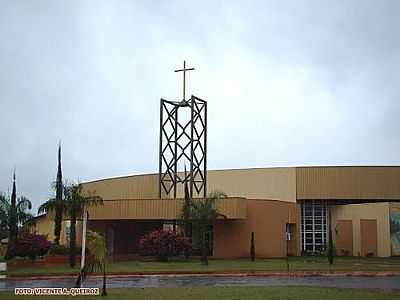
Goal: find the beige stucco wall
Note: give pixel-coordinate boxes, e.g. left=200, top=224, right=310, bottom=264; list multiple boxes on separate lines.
left=331, top=203, right=391, bottom=257
left=32, top=213, right=83, bottom=247
left=213, top=199, right=299, bottom=258
left=31, top=213, right=55, bottom=241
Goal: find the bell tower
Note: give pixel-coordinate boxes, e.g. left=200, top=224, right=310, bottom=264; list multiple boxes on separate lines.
left=158, top=61, right=207, bottom=199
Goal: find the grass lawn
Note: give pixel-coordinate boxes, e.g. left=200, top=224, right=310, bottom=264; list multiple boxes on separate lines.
left=0, top=287, right=399, bottom=300
left=5, top=256, right=400, bottom=276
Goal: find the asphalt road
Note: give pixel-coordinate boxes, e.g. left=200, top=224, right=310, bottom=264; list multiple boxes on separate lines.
left=1, top=275, right=400, bottom=291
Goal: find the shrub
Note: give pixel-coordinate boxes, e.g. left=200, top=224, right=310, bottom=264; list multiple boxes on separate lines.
left=138, top=229, right=192, bottom=261
left=0, top=244, right=6, bottom=257
left=48, top=244, right=86, bottom=256
left=15, top=233, right=52, bottom=259
left=48, top=244, right=69, bottom=255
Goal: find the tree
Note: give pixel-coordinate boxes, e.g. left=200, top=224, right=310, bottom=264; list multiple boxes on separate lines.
left=54, top=143, right=63, bottom=245
left=5, top=172, right=17, bottom=259
left=3, top=172, right=33, bottom=259
left=77, top=230, right=107, bottom=296
left=327, top=204, right=334, bottom=266
left=38, top=144, right=65, bottom=245
left=191, top=191, right=227, bottom=265
left=181, top=175, right=193, bottom=258
left=64, top=183, right=102, bottom=268
left=0, top=193, right=33, bottom=239
left=181, top=168, right=193, bottom=238
left=39, top=182, right=103, bottom=268
left=250, top=232, right=255, bottom=262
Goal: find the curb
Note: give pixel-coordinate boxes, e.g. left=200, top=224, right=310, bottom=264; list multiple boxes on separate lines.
left=3, top=271, right=400, bottom=280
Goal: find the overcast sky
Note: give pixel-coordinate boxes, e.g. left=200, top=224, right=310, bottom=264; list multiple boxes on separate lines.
left=1, top=1, right=399, bottom=212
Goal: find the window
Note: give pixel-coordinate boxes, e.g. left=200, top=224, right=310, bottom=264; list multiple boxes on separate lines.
left=301, top=200, right=328, bottom=254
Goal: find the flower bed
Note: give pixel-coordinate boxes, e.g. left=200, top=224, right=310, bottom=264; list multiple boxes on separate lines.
left=45, top=254, right=81, bottom=264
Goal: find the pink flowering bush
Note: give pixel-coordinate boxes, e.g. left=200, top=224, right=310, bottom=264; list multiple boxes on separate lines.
left=138, top=229, right=191, bottom=261
left=15, top=233, right=52, bottom=259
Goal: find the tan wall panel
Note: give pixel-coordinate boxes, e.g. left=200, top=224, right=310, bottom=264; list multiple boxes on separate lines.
left=213, top=199, right=299, bottom=258
left=82, top=174, right=161, bottom=200
left=297, top=167, right=400, bottom=200
left=331, top=203, right=390, bottom=257
left=87, top=197, right=246, bottom=220
left=82, top=166, right=400, bottom=202
left=174, top=168, right=296, bottom=202
left=335, top=220, right=353, bottom=256
left=82, top=168, right=296, bottom=202
left=360, top=219, right=378, bottom=256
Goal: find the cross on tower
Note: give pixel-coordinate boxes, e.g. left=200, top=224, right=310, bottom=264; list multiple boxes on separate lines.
left=174, top=60, right=195, bottom=101
left=159, top=61, right=206, bottom=199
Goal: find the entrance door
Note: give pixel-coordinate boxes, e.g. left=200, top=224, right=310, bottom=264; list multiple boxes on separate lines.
left=360, top=219, right=377, bottom=257
left=286, top=223, right=297, bottom=256
left=106, top=227, right=115, bottom=256
left=336, top=220, right=353, bottom=256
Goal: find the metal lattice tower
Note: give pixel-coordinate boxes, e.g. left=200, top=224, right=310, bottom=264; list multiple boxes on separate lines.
left=159, top=96, right=207, bottom=199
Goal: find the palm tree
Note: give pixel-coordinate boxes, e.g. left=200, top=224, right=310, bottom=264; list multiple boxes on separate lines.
left=64, top=183, right=102, bottom=268
left=191, top=191, right=227, bottom=265
left=77, top=230, right=107, bottom=296
left=0, top=194, right=33, bottom=238
left=39, top=183, right=103, bottom=268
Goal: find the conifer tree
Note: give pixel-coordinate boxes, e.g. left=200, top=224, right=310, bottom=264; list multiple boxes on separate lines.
left=5, top=171, right=17, bottom=259
left=53, top=143, right=63, bottom=245
left=250, top=232, right=255, bottom=262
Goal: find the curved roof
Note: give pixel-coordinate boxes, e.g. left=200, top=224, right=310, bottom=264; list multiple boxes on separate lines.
left=82, top=166, right=400, bottom=202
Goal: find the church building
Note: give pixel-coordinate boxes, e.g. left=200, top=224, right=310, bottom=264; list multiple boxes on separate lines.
left=33, top=166, right=400, bottom=258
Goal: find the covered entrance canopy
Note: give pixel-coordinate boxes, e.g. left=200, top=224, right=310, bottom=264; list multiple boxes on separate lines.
left=85, top=197, right=247, bottom=257
left=89, top=219, right=163, bottom=256
left=86, top=197, right=247, bottom=220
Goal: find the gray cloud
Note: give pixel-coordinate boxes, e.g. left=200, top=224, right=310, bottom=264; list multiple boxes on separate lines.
left=1, top=1, right=399, bottom=212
